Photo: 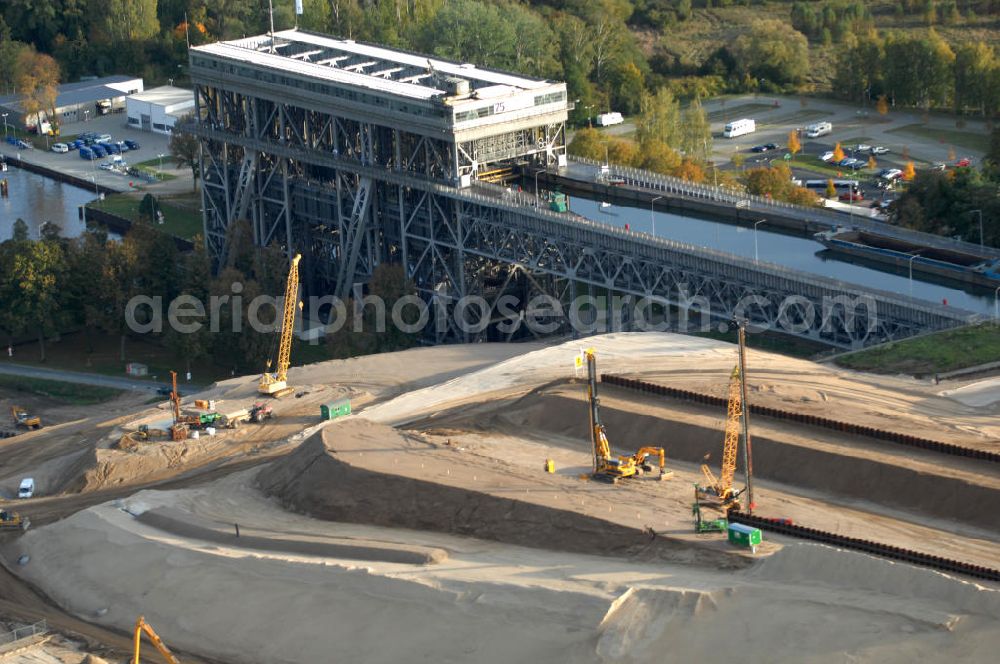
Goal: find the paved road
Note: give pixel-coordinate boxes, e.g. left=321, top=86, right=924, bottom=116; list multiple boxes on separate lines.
left=0, top=362, right=170, bottom=392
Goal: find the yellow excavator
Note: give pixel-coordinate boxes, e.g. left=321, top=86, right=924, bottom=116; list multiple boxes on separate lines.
left=582, top=348, right=670, bottom=483
left=259, top=253, right=302, bottom=398
left=10, top=406, right=41, bottom=430
left=133, top=615, right=181, bottom=664
left=0, top=509, right=29, bottom=531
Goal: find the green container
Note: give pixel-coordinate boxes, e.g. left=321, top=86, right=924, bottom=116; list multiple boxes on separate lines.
left=727, top=523, right=763, bottom=551
left=548, top=191, right=568, bottom=213
left=320, top=398, right=352, bottom=420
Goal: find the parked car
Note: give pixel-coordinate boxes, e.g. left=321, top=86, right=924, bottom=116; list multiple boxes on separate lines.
left=79, top=147, right=95, bottom=160
left=99, top=161, right=115, bottom=170
left=95, top=134, right=113, bottom=144
left=15, top=139, right=31, bottom=149
left=91, top=144, right=107, bottom=158
left=838, top=157, right=860, bottom=168
left=819, top=151, right=835, bottom=162
left=114, top=140, right=130, bottom=153
left=955, top=157, right=971, bottom=167
left=931, top=162, right=947, bottom=171
left=880, top=168, right=903, bottom=180
left=105, top=142, right=121, bottom=155
left=846, top=160, right=866, bottom=170
left=124, top=139, right=140, bottom=150
left=18, top=478, right=34, bottom=499
left=870, top=146, right=889, bottom=155
left=839, top=191, right=865, bottom=202
left=853, top=144, right=872, bottom=153
left=51, top=142, right=69, bottom=153
left=751, top=143, right=778, bottom=153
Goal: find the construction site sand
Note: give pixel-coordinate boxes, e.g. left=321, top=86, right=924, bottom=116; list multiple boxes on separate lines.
left=5, top=332, right=1000, bottom=662
left=258, top=419, right=761, bottom=565
left=6, top=469, right=1000, bottom=664
left=0, top=342, right=541, bottom=501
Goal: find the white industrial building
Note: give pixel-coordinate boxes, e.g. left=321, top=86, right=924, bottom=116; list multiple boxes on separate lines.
left=125, top=86, right=195, bottom=134
left=0, top=75, right=143, bottom=129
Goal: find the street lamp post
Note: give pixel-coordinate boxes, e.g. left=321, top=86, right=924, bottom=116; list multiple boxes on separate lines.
left=650, top=196, right=662, bottom=236
left=754, top=219, right=765, bottom=263
left=157, top=153, right=167, bottom=179
left=534, top=169, right=542, bottom=200
left=970, top=209, right=983, bottom=249
left=995, top=285, right=1000, bottom=322
left=83, top=109, right=89, bottom=123
left=908, top=253, right=919, bottom=297
left=1, top=113, right=7, bottom=138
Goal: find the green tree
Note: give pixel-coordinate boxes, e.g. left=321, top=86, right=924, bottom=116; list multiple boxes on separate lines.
left=0, top=17, right=30, bottom=96
left=883, top=31, right=955, bottom=108
left=169, top=118, right=200, bottom=192
left=731, top=20, right=810, bottom=86
left=608, top=61, right=645, bottom=116
left=91, top=0, right=159, bottom=42
left=11, top=219, right=29, bottom=242
left=635, top=87, right=680, bottom=148
left=639, top=139, right=682, bottom=174
left=825, top=179, right=837, bottom=198
left=954, top=42, right=998, bottom=116
left=7, top=239, right=65, bottom=360
left=679, top=96, right=711, bottom=160
left=567, top=126, right=605, bottom=160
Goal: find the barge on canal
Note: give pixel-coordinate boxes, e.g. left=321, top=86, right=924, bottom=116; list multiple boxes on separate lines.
left=814, top=228, right=1000, bottom=288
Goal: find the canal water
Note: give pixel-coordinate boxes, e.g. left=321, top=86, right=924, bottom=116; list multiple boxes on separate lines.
left=2, top=165, right=994, bottom=315
left=569, top=195, right=994, bottom=316
left=0, top=165, right=95, bottom=240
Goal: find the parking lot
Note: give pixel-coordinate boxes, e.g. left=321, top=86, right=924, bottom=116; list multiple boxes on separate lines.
left=0, top=112, right=182, bottom=194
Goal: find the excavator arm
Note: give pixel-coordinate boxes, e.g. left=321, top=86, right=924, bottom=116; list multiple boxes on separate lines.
left=133, top=616, right=181, bottom=664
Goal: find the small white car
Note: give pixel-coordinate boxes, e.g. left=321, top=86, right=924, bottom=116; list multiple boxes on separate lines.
left=95, top=134, right=113, bottom=144
left=18, top=478, right=34, bottom=499
left=820, top=151, right=835, bottom=162
left=50, top=142, right=69, bottom=153
left=871, top=146, right=890, bottom=155
left=881, top=168, right=903, bottom=180
left=854, top=144, right=872, bottom=153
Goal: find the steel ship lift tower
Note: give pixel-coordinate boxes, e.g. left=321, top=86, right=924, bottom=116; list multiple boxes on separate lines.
left=188, top=30, right=568, bottom=326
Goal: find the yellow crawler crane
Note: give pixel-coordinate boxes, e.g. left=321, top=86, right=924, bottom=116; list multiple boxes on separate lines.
left=259, top=253, right=302, bottom=398
left=698, top=365, right=744, bottom=509
left=582, top=348, right=670, bottom=483
left=133, top=615, right=180, bottom=664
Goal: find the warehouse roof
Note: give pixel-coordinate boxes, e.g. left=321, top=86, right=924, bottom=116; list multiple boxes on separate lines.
left=127, top=85, right=194, bottom=107
left=192, top=29, right=551, bottom=101
left=0, top=75, right=141, bottom=112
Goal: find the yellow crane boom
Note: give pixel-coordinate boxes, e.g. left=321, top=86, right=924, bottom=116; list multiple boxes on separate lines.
left=133, top=615, right=181, bottom=664
left=259, top=253, right=302, bottom=398
left=700, top=365, right=742, bottom=506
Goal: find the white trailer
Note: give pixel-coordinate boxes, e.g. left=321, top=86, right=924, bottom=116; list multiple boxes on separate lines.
left=722, top=118, right=756, bottom=138
left=594, top=112, right=624, bottom=127
left=805, top=122, right=832, bottom=138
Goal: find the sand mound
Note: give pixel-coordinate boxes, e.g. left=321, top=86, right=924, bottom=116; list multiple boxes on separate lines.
left=257, top=419, right=734, bottom=563
left=135, top=506, right=446, bottom=565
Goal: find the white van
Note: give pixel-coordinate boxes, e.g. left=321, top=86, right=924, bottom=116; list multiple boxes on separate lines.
left=18, top=478, right=34, bottom=499
left=723, top=118, right=756, bottom=138
left=594, top=112, right=624, bottom=127
left=805, top=122, right=832, bottom=138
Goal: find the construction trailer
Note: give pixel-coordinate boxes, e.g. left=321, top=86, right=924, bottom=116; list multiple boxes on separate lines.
left=320, top=398, right=351, bottom=420
left=727, top=523, right=763, bottom=553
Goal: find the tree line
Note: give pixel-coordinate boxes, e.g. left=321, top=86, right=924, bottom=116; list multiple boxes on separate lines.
left=890, top=127, right=1000, bottom=244
left=834, top=31, right=1000, bottom=115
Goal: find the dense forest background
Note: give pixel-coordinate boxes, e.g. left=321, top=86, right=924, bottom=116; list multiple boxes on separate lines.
left=1, top=0, right=999, bottom=121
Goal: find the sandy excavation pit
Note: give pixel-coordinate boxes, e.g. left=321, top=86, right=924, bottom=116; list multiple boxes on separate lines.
left=2, top=333, right=1000, bottom=663
left=258, top=419, right=762, bottom=565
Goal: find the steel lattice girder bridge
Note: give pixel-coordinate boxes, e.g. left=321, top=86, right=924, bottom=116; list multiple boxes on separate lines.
left=188, top=31, right=972, bottom=348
